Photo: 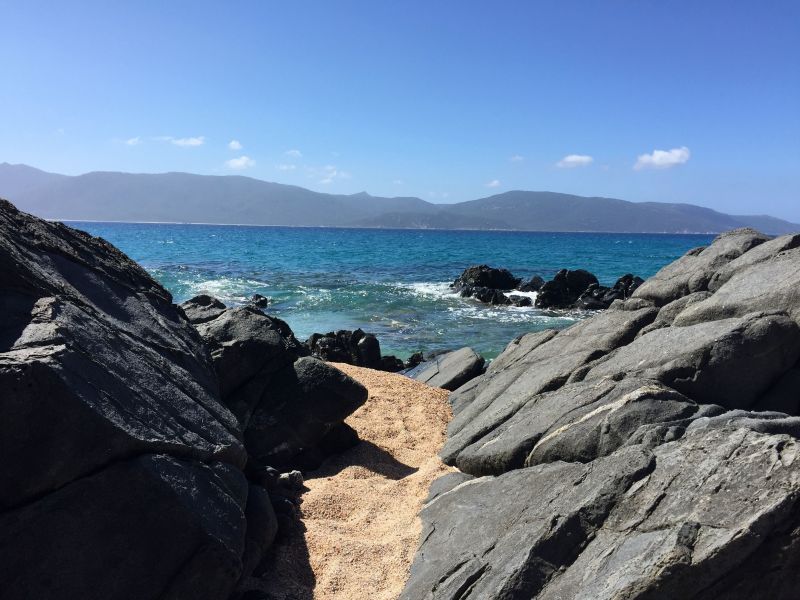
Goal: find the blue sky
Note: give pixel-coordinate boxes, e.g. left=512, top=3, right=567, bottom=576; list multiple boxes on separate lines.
left=2, top=1, right=799, bottom=220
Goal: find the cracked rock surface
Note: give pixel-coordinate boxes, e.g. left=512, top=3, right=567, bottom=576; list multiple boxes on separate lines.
left=403, top=229, right=800, bottom=599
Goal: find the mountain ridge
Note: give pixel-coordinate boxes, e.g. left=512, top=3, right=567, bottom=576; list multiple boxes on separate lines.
left=1, top=162, right=798, bottom=234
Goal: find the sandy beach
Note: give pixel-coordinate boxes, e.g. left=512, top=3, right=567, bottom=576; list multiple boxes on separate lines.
left=260, top=363, right=456, bottom=599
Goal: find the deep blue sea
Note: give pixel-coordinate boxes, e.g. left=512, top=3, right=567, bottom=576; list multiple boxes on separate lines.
left=71, top=222, right=713, bottom=359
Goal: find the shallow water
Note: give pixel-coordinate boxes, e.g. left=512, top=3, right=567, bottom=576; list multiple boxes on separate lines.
left=71, top=222, right=712, bottom=359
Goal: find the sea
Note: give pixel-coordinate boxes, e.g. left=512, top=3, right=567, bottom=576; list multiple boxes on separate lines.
left=71, top=222, right=713, bottom=359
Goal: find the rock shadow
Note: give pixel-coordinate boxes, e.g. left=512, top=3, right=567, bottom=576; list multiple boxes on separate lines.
left=308, top=439, right=419, bottom=481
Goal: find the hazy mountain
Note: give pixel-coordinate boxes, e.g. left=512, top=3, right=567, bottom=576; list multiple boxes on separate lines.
left=1, top=163, right=797, bottom=234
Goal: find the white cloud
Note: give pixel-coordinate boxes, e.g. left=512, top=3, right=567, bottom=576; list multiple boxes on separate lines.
left=228, top=139, right=242, bottom=150
left=226, top=155, right=255, bottom=170
left=486, top=179, right=501, bottom=188
left=634, top=146, right=690, bottom=170
left=556, top=154, right=594, bottom=168
left=172, top=136, right=205, bottom=147
left=392, top=179, right=404, bottom=185
left=276, top=164, right=296, bottom=171
left=286, top=149, right=302, bottom=158
left=510, top=155, right=524, bottom=162
left=125, top=136, right=141, bottom=146
left=154, top=135, right=205, bottom=147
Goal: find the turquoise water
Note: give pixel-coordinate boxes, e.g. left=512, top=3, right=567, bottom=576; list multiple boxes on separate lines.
left=71, top=222, right=713, bottom=359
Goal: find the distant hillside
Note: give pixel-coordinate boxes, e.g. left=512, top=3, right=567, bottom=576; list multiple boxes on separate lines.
left=1, top=163, right=798, bottom=234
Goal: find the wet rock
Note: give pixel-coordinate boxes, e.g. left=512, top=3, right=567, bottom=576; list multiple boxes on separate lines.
left=451, top=264, right=520, bottom=293
left=517, top=275, right=545, bottom=292
left=535, top=268, right=599, bottom=308
left=249, top=293, right=270, bottom=309
left=574, top=273, right=644, bottom=310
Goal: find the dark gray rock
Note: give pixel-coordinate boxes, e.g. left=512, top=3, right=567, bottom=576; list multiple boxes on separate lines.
left=707, top=232, right=800, bottom=292
left=244, top=356, right=367, bottom=471
left=0, top=201, right=244, bottom=510
left=0, top=455, right=250, bottom=600
left=180, top=293, right=227, bottom=324
left=0, top=200, right=264, bottom=598
left=535, top=268, right=599, bottom=308
left=356, top=333, right=381, bottom=368
left=451, top=264, right=520, bottom=294
left=483, top=329, right=558, bottom=375
left=410, top=347, right=485, bottom=391
left=404, top=424, right=800, bottom=599
left=241, top=483, right=278, bottom=580
left=442, top=307, right=657, bottom=463
left=440, top=349, right=603, bottom=464
left=575, top=274, right=645, bottom=310
left=191, top=305, right=297, bottom=400
left=636, top=290, right=712, bottom=337
left=454, top=378, right=697, bottom=476
left=446, top=375, right=485, bottom=417
left=585, top=311, right=800, bottom=409
left=751, top=367, right=800, bottom=415
left=632, top=228, right=770, bottom=306
left=673, top=247, right=800, bottom=327
left=402, top=446, right=655, bottom=600
left=424, top=471, right=474, bottom=503
left=517, top=275, right=545, bottom=292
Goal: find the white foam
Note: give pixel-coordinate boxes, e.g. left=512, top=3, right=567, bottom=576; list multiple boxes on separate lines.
left=507, top=290, right=538, bottom=302
left=399, top=282, right=458, bottom=299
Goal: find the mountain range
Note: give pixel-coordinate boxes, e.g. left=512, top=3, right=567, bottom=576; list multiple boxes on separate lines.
left=1, top=162, right=798, bottom=234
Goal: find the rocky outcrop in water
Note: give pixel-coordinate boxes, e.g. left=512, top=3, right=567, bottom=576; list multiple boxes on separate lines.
left=305, top=327, right=415, bottom=372
left=403, top=227, right=800, bottom=599
left=452, top=264, right=642, bottom=309
left=0, top=199, right=366, bottom=599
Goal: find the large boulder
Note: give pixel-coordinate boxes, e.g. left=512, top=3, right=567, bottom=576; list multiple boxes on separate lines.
left=535, top=268, right=599, bottom=308
left=452, top=264, right=520, bottom=292
left=244, top=356, right=368, bottom=471
left=181, top=299, right=369, bottom=471
left=408, top=347, right=485, bottom=391
left=0, top=199, right=257, bottom=598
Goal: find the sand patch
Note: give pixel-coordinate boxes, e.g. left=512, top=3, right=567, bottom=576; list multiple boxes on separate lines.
left=258, top=363, right=455, bottom=600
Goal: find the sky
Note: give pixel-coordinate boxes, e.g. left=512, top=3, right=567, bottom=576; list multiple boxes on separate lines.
left=1, top=1, right=799, bottom=221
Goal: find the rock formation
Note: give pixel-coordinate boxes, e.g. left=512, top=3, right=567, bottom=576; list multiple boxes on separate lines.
left=0, top=199, right=366, bottom=599
left=402, top=228, right=800, bottom=599
left=406, top=347, right=486, bottom=391
left=451, top=264, right=643, bottom=309
left=305, top=328, right=414, bottom=372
